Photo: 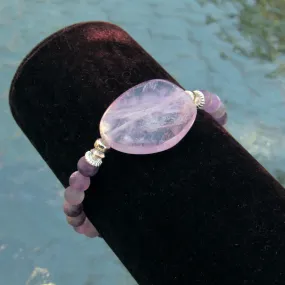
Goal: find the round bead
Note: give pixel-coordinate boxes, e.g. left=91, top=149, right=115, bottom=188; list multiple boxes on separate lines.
left=66, top=211, right=86, bottom=227
left=63, top=201, right=83, bottom=217
left=201, top=90, right=221, bottom=113
left=64, top=186, right=85, bottom=205
left=73, top=222, right=86, bottom=234
left=211, top=102, right=226, bottom=119
left=69, top=171, right=90, bottom=191
left=216, top=112, right=228, bottom=126
left=77, top=156, right=98, bottom=177
left=82, top=218, right=99, bottom=238
left=200, top=90, right=227, bottom=126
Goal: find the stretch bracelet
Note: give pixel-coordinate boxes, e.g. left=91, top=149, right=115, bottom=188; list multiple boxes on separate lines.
left=63, top=79, right=227, bottom=238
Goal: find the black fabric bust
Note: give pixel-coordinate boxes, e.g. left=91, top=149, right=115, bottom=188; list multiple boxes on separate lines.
left=9, top=22, right=285, bottom=285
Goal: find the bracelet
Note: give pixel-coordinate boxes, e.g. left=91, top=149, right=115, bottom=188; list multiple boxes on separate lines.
left=63, top=79, right=227, bottom=238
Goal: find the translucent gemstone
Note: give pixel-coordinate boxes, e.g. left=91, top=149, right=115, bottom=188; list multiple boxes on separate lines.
left=63, top=201, right=83, bottom=217
left=69, top=171, right=90, bottom=191
left=99, top=79, right=197, bottom=154
left=77, top=156, right=98, bottom=177
left=200, top=90, right=227, bottom=125
left=66, top=211, right=86, bottom=227
left=81, top=218, right=99, bottom=238
left=212, top=102, right=226, bottom=120
left=200, top=90, right=221, bottom=113
left=73, top=223, right=86, bottom=234
left=216, top=112, right=228, bottom=126
left=64, top=186, right=85, bottom=205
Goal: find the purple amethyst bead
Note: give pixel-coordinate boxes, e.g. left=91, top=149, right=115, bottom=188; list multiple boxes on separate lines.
left=64, top=186, right=85, bottom=205
left=202, top=91, right=221, bottom=113
left=81, top=218, right=99, bottom=238
left=77, top=156, right=98, bottom=177
left=69, top=171, right=90, bottom=191
left=63, top=201, right=83, bottom=217
left=215, top=112, right=228, bottom=126
left=200, top=90, right=227, bottom=126
left=73, top=223, right=86, bottom=234
left=211, top=102, right=226, bottom=120
left=66, top=211, right=86, bottom=227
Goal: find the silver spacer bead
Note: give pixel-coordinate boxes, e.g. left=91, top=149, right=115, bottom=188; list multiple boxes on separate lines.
left=85, top=137, right=110, bottom=168
left=91, top=148, right=105, bottom=159
left=185, top=90, right=205, bottom=109
left=94, top=138, right=110, bottom=153
left=85, top=150, right=103, bottom=167
left=192, top=90, right=205, bottom=109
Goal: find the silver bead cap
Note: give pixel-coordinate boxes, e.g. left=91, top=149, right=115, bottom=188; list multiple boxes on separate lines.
left=94, top=138, right=110, bottom=153
left=85, top=150, right=102, bottom=167
left=185, top=90, right=205, bottom=109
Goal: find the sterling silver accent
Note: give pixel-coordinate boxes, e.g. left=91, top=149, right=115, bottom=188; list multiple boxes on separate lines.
left=85, top=138, right=110, bottom=168
left=94, top=138, right=110, bottom=153
left=192, top=90, right=205, bottom=109
left=91, top=148, right=105, bottom=159
left=185, top=90, right=205, bottom=109
left=85, top=150, right=102, bottom=167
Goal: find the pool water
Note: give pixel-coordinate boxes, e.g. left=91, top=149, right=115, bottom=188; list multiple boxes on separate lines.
left=1, top=0, right=285, bottom=284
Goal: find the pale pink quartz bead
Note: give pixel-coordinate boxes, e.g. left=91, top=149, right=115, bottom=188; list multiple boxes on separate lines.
left=76, top=218, right=99, bottom=238
left=69, top=171, right=90, bottom=191
left=99, top=79, right=197, bottom=154
left=64, top=186, right=85, bottom=205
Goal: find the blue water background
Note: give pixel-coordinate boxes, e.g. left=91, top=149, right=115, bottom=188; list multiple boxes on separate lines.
left=1, top=0, right=285, bottom=284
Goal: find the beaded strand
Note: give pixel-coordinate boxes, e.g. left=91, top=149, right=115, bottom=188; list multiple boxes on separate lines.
left=62, top=89, right=227, bottom=238
left=63, top=139, right=110, bottom=238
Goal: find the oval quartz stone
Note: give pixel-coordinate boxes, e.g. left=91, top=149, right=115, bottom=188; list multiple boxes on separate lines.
left=99, top=79, right=197, bottom=154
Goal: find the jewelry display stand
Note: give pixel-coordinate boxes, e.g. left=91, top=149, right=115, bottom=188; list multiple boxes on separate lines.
left=9, top=22, right=285, bottom=285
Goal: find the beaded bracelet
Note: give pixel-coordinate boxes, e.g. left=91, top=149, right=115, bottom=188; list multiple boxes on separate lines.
left=63, top=79, right=227, bottom=238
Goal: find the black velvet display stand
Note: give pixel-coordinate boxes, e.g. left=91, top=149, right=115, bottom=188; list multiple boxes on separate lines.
left=9, top=22, right=285, bottom=285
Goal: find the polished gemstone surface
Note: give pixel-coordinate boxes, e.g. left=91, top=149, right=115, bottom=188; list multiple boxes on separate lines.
left=99, top=79, right=197, bottom=154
